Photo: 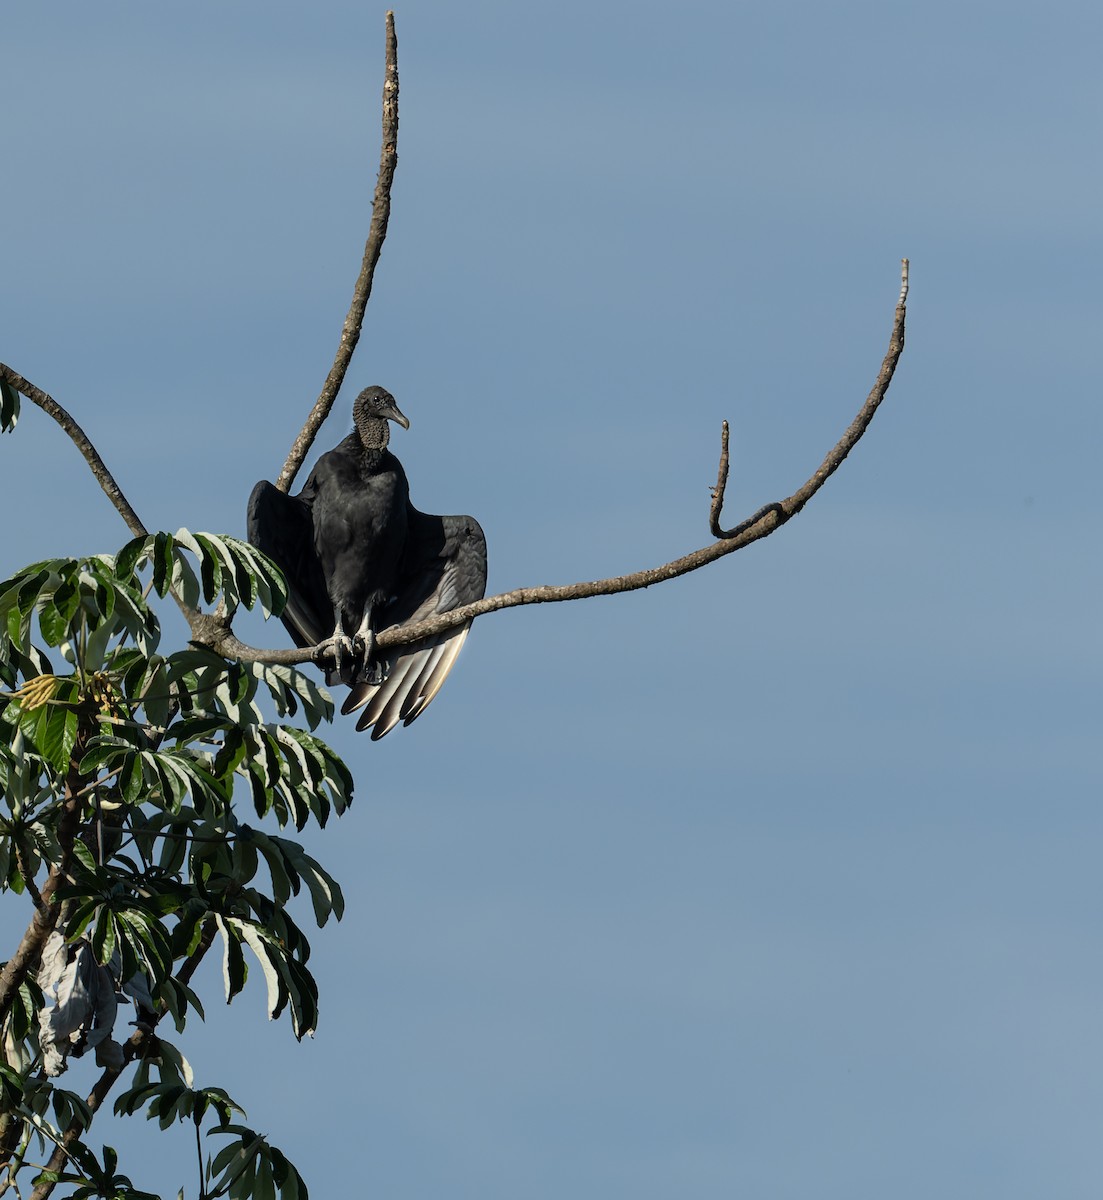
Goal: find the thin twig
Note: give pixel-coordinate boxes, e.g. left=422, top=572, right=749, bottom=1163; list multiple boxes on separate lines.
left=194, top=1116, right=206, bottom=1200
left=0, top=365, right=219, bottom=649
left=12, top=840, right=45, bottom=915
left=118, top=826, right=241, bottom=848
left=202, top=259, right=909, bottom=664
left=275, top=10, right=400, bottom=494
left=708, top=419, right=732, bottom=539
left=0, top=365, right=147, bottom=540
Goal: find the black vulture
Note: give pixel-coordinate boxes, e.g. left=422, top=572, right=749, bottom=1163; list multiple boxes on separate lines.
left=247, top=386, right=487, bottom=738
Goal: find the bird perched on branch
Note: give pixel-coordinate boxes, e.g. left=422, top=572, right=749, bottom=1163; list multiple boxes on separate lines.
left=247, top=386, right=487, bottom=738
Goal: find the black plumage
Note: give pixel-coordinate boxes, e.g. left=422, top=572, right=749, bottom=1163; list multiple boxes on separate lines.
left=247, top=386, right=487, bottom=738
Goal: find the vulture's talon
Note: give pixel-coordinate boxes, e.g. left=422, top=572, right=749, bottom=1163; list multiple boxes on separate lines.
left=332, top=634, right=357, bottom=680
left=357, top=660, right=387, bottom=686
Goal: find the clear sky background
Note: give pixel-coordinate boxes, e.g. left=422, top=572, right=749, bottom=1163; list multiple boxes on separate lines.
left=3, top=2, right=1101, bottom=1197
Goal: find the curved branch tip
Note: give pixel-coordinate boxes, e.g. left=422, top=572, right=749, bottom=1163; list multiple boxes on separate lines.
left=708, top=419, right=732, bottom=539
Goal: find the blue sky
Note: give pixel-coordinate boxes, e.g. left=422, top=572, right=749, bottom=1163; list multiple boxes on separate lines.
left=3, top=2, right=1101, bottom=1197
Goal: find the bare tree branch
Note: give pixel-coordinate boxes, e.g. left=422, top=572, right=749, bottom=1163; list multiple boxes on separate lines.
left=708, top=260, right=909, bottom=541
left=196, top=259, right=909, bottom=666
left=1, top=12, right=401, bottom=667
left=274, top=10, right=400, bottom=495
left=1, top=259, right=908, bottom=672
left=708, top=419, right=734, bottom=539
left=0, top=364, right=147, bottom=540
left=1, top=10, right=400, bottom=544
left=0, top=13, right=911, bottom=1191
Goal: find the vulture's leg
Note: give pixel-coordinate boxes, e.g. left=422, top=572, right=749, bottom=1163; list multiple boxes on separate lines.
left=330, top=618, right=359, bottom=684
left=351, top=605, right=387, bottom=686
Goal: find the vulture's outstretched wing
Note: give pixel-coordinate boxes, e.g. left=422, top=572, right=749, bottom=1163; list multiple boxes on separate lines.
left=341, top=507, right=487, bottom=739
left=246, top=479, right=334, bottom=649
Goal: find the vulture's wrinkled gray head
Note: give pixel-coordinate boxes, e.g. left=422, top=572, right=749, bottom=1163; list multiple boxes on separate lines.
left=353, top=386, right=410, bottom=437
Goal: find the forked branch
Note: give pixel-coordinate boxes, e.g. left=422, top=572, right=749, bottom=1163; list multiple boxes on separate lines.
left=0, top=16, right=911, bottom=1198
left=0, top=0, right=908, bottom=672
left=2, top=260, right=908, bottom=667
left=709, top=258, right=910, bottom=541
left=201, top=258, right=910, bottom=664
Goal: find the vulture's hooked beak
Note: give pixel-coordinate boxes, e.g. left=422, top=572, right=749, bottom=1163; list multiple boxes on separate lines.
left=383, top=401, right=410, bottom=431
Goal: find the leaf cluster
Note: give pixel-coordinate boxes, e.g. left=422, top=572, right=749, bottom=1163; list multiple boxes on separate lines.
left=0, top=532, right=351, bottom=1199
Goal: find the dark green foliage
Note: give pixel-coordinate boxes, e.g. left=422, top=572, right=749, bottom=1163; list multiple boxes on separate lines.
left=34, top=1142, right=163, bottom=1200
left=0, top=530, right=347, bottom=1199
